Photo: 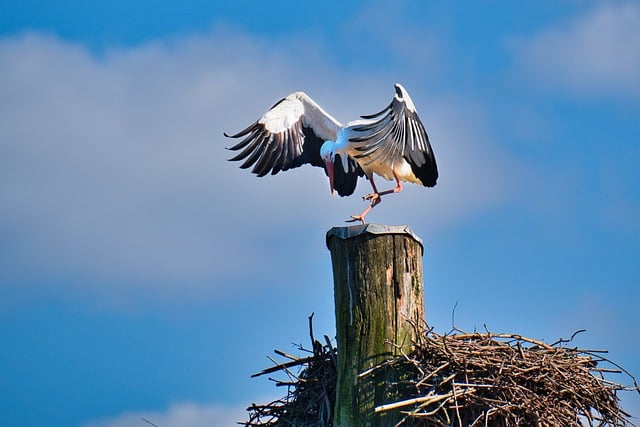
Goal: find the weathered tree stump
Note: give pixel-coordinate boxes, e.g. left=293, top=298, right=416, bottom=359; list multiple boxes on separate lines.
left=326, top=224, right=425, bottom=427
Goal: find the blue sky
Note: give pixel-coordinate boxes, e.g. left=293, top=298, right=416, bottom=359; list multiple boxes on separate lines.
left=1, top=1, right=639, bottom=426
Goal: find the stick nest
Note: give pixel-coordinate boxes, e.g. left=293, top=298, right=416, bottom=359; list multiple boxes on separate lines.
left=243, top=317, right=639, bottom=426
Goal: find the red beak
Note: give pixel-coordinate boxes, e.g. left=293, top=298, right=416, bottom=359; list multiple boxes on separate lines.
left=326, top=160, right=335, bottom=195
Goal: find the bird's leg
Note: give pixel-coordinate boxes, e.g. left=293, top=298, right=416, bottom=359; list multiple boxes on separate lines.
left=376, top=174, right=404, bottom=197
left=347, top=204, right=376, bottom=224
left=346, top=175, right=379, bottom=223
left=347, top=173, right=403, bottom=224
left=347, top=195, right=382, bottom=223
left=362, top=175, right=382, bottom=203
left=363, top=173, right=403, bottom=200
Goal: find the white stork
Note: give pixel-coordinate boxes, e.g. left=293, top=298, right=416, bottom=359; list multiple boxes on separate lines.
left=224, top=83, right=438, bottom=223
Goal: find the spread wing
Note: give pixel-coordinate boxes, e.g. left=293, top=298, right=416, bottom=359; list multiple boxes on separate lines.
left=348, top=83, right=438, bottom=187
left=225, top=92, right=363, bottom=196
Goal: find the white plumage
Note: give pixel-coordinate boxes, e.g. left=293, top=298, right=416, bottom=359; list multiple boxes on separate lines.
left=225, top=83, right=438, bottom=222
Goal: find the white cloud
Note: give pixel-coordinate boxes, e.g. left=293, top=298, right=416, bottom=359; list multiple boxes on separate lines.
left=0, top=29, right=515, bottom=303
left=82, top=401, right=247, bottom=427
left=511, top=1, right=640, bottom=97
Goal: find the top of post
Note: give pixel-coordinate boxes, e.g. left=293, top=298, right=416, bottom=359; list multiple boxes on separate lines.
left=326, top=223, right=423, bottom=254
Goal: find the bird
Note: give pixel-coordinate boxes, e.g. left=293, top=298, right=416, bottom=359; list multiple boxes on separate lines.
left=224, top=83, right=438, bottom=223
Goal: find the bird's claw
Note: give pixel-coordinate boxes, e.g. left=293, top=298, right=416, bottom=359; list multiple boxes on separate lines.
left=362, top=193, right=379, bottom=202
left=345, top=215, right=366, bottom=224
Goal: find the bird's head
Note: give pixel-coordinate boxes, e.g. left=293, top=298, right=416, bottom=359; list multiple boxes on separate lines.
left=320, top=140, right=336, bottom=195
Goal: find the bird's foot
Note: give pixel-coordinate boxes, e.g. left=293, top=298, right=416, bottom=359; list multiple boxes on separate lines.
left=345, top=215, right=366, bottom=224
left=362, top=193, right=380, bottom=203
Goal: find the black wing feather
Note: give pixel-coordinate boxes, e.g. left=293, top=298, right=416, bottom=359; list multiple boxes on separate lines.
left=225, top=117, right=363, bottom=196
left=349, top=86, right=438, bottom=187
left=292, top=126, right=363, bottom=196
left=404, top=109, right=438, bottom=187
left=332, top=153, right=362, bottom=196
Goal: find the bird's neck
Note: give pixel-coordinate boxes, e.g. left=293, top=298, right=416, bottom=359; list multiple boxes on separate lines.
left=334, top=129, right=350, bottom=153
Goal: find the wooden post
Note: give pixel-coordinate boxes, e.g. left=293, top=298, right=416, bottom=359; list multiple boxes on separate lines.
left=326, top=224, right=425, bottom=427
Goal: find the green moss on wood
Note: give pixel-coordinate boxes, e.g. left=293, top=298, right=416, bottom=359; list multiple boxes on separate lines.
left=328, top=228, right=425, bottom=427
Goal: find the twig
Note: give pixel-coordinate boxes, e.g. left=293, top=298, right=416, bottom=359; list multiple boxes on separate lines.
left=142, top=418, right=160, bottom=427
